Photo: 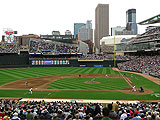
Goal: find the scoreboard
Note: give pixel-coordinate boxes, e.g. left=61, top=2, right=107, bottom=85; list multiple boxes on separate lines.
left=32, top=60, right=69, bottom=65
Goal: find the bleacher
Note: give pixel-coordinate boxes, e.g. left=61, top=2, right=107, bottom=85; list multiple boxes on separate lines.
left=0, top=99, right=159, bottom=120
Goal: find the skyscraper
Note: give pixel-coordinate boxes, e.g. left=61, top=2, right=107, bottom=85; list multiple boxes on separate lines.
left=78, top=20, right=93, bottom=53
left=111, top=26, right=126, bottom=36
left=126, top=9, right=136, bottom=23
left=86, top=20, right=92, bottom=29
left=94, top=4, right=109, bottom=49
left=74, top=23, right=86, bottom=39
left=78, top=20, right=93, bottom=42
left=126, top=9, right=137, bottom=35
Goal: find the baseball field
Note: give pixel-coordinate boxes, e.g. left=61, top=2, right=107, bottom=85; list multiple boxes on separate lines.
left=0, top=67, right=159, bottom=100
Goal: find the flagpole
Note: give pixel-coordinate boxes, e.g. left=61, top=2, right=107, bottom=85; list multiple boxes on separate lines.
left=114, top=36, right=116, bottom=67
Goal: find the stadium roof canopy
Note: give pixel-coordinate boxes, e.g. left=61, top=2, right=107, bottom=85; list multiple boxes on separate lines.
left=138, top=14, right=160, bottom=25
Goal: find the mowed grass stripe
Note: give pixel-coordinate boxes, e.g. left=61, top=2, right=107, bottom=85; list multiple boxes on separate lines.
left=0, top=79, right=18, bottom=86
left=80, top=68, right=91, bottom=74
left=69, top=68, right=83, bottom=74
left=15, top=69, right=49, bottom=77
left=46, top=68, right=78, bottom=75
left=76, top=68, right=88, bottom=74
left=109, top=68, right=115, bottom=74
left=93, top=68, right=100, bottom=74
left=0, top=70, right=23, bottom=79
left=0, top=69, right=28, bottom=78
left=2, top=69, right=48, bottom=77
left=88, top=68, right=97, bottom=74
left=48, top=77, right=129, bottom=90
left=26, top=68, right=61, bottom=75
left=102, top=68, right=106, bottom=74
left=98, top=68, right=103, bottom=74
left=73, top=68, right=84, bottom=74
left=62, top=68, right=80, bottom=74
left=84, top=68, right=94, bottom=74
left=18, top=67, right=71, bottom=76
left=105, top=68, right=111, bottom=74
left=4, top=69, right=36, bottom=78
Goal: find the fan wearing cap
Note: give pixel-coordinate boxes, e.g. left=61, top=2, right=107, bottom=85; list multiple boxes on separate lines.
left=11, top=112, right=20, bottom=120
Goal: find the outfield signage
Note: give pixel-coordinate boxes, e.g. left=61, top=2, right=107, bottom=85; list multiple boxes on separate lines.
left=29, top=53, right=42, bottom=55
left=78, top=65, right=87, bottom=67
left=94, top=65, right=103, bottom=67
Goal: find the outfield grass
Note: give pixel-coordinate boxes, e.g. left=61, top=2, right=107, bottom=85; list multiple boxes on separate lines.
left=0, top=89, right=159, bottom=100
left=0, top=68, right=117, bottom=85
left=0, top=67, right=159, bottom=100
left=48, top=77, right=129, bottom=90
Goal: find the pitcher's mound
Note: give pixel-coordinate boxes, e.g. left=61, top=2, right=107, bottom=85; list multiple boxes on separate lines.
left=84, top=81, right=100, bottom=84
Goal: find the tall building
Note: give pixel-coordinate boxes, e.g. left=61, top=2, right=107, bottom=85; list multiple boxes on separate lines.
left=94, top=4, right=109, bottom=49
left=126, top=9, right=136, bottom=23
left=78, top=20, right=93, bottom=42
left=78, top=26, right=88, bottom=41
left=74, top=23, right=86, bottom=39
left=78, top=20, right=93, bottom=53
left=111, top=26, right=125, bottom=36
left=126, top=9, right=137, bottom=35
left=115, top=29, right=134, bottom=35
left=86, top=20, right=92, bottom=29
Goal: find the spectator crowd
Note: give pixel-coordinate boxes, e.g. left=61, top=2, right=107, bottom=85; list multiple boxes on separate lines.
left=140, top=27, right=160, bottom=37
left=129, top=26, right=160, bottom=43
left=118, top=56, right=160, bottom=78
left=79, top=54, right=132, bottom=61
left=130, top=35, right=160, bottom=43
left=0, top=99, right=160, bottom=120
left=0, top=43, right=28, bottom=53
left=0, top=44, right=19, bottom=53
left=29, top=40, right=79, bottom=53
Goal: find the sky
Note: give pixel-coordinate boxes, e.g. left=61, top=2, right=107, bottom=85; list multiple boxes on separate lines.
left=0, top=0, right=160, bottom=37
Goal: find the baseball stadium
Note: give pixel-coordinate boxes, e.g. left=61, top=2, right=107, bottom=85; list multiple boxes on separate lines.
left=0, top=14, right=160, bottom=119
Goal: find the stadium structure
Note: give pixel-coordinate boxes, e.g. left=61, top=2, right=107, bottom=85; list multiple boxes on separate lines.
left=0, top=14, right=159, bottom=120
left=116, top=15, right=160, bottom=78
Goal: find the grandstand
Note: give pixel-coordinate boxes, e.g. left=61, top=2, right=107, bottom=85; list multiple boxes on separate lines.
left=0, top=99, right=159, bottom=120
left=116, top=25, right=160, bottom=78
left=29, top=39, right=79, bottom=53
left=116, top=26, right=160, bottom=52
left=0, top=43, right=28, bottom=54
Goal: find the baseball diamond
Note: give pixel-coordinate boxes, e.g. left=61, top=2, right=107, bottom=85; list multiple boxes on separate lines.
left=0, top=67, right=159, bottom=101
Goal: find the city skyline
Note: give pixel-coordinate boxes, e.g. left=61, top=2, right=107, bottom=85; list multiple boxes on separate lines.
left=0, top=0, right=160, bottom=37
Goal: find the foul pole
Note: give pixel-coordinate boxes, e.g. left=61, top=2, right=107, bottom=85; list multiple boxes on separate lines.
left=114, top=36, right=116, bottom=67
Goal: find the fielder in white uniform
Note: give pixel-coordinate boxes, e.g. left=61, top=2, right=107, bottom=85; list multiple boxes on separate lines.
left=29, top=88, right=32, bottom=94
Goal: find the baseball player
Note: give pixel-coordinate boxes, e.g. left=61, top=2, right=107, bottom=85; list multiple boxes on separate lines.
left=105, top=74, right=108, bottom=78
left=29, top=88, right=32, bottom=94
left=25, top=81, right=28, bottom=86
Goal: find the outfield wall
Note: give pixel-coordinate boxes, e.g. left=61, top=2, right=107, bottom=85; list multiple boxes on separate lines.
left=0, top=55, right=126, bottom=68
left=0, top=56, right=29, bottom=65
